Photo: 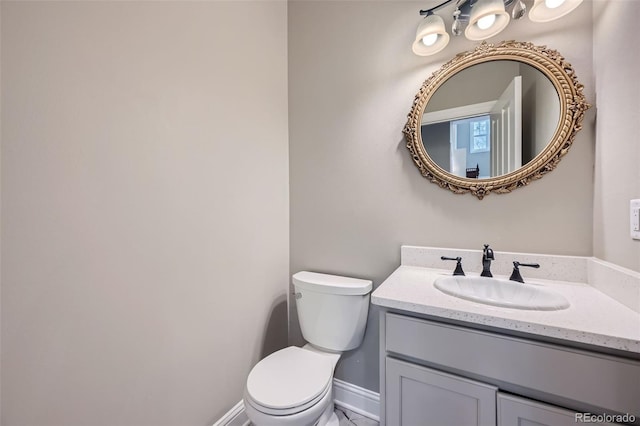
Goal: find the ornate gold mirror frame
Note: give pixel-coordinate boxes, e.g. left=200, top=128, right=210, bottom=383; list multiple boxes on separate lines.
left=404, top=40, right=590, bottom=199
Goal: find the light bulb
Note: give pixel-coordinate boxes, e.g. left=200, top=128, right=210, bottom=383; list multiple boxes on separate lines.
left=545, top=0, right=565, bottom=8
left=422, top=33, right=438, bottom=46
left=477, top=14, right=496, bottom=30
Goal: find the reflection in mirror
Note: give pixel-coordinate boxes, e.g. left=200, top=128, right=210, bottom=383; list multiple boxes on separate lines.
left=420, top=61, right=560, bottom=179
left=404, top=41, right=590, bottom=199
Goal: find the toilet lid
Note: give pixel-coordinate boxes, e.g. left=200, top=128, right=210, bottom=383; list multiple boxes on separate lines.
left=246, top=346, right=333, bottom=410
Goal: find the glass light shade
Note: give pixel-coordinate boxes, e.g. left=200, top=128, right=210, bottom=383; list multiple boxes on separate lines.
left=464, top=0, right=510, bottom=41
left=529, top=0, right=583, bottom=22
left=412, top=14, right=450, bottom=56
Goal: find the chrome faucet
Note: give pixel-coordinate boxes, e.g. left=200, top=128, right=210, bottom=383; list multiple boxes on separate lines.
left=481, top=244, right=494, bottom=277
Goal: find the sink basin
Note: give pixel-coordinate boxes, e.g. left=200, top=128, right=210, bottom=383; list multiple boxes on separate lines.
left=433, top=276, right=570, bottom=311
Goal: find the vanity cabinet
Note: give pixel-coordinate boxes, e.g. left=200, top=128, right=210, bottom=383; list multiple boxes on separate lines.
left=380, top=312, right=640, bottom=426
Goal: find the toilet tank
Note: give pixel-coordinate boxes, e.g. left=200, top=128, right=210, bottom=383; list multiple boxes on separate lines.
left=293, top=271, right=372, bottom=352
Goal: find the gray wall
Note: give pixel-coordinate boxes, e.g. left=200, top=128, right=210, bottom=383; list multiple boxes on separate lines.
left=529, top=64, right=560, bottom=159
left=421, top=122, right=450, bottom=171
left=426, top=60, right=520, bottom=112
left=593, top=0, right=640, bottom=272
left=289, top=0, right=595, bottom=393
left=1, top=2, right=289, bottom=424
left=0, top=4, right=3, bottom=421
left=520, top=63, right=560, bottom=164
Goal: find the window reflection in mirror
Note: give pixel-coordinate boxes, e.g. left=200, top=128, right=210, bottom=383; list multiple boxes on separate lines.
left=423, top=116, right=491, bottom=178
left=420, top=60, right=560, bottom=179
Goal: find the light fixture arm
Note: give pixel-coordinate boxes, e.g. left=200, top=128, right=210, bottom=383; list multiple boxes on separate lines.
left=419, top=0, right=468, bottom=16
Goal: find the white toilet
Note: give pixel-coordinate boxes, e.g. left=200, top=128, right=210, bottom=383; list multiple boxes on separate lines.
left=243, top=271, right=372, bottom=426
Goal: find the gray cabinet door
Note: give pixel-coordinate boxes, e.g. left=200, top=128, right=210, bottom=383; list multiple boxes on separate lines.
left=386, top=357, right=497, bottom=426
left=497, top=393, right=617, bottom=426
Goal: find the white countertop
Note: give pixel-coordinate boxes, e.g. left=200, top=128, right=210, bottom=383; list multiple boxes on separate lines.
left=372, top=265, right=640, bottom=354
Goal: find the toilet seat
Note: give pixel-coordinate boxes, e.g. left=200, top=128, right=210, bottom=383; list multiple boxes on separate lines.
left=245, top=379, right=332, bottom=416
left=246, top=346, right=333, bottom=416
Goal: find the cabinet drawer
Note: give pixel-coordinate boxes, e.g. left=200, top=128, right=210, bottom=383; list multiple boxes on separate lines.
left=497, top=393, right=617, bottom=426
left=385, top=312, right=640, bottom=416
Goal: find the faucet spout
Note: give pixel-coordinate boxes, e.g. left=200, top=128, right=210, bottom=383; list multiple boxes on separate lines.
left=481, top=244, right=494, bottom=277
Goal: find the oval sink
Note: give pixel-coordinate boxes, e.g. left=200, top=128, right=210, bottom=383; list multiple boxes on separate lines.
left=433, top=276, right=570, bottom=311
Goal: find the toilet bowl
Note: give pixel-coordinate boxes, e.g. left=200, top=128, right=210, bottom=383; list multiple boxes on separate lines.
left=244, top=345, right=340, bottom=426
left=244, top=271, right=372, bottom=426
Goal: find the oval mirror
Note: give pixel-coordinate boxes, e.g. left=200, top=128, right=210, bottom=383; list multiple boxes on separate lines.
left=404, top=41, right=590, bottom=199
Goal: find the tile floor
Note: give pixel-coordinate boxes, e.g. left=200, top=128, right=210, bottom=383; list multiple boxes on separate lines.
left=335, top=406, right=379, bottom=426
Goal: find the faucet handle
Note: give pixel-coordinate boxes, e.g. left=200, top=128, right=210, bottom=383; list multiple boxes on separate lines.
left=483, top=244, right=495, bottom=259
left=441, top=256, right=465, bottom=276
left=509, top=261, right=541, bottom=283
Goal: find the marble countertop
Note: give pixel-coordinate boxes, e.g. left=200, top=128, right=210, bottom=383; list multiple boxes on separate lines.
left=372, top=265, right=640, bottom=354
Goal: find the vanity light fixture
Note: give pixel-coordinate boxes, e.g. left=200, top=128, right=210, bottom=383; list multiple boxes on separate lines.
left=529, top=0, right=583, bottom=22
left=413, top=0, right=584, bottom=56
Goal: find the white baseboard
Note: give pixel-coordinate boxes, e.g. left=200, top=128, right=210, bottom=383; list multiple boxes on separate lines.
left=212, top=379, right=380, bottom=426
left=212, top=400, right=249, bottom=426
left=332, top=378, right=380, bottom=422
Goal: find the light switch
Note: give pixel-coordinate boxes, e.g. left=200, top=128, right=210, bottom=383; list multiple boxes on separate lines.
left=632, top=200, right=640, bottom=240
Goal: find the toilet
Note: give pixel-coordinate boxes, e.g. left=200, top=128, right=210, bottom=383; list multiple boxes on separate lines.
left=243, top=271, right=372, bottom=426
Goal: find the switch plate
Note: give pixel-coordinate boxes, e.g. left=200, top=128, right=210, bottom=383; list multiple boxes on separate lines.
left=632, top=200, right=640, bottom=240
